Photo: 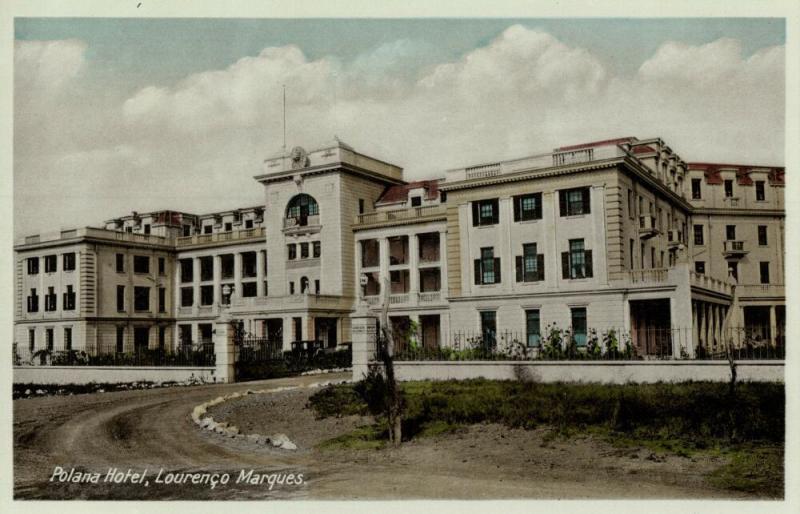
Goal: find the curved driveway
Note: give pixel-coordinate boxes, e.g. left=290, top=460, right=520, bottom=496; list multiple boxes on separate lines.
left=14, top=374, right=345, bottom=500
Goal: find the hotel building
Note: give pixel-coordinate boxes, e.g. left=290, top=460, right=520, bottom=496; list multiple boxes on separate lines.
left=13, top=136, right=785, bottom=360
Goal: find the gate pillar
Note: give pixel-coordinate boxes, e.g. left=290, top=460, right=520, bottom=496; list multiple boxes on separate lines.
left=214, top=319, right=236, bottom=383
left=350, top=303, right=377, bottom=382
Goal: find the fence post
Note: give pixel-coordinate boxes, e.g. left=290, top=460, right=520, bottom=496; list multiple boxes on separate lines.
left=350, top=303, right=378, bottom=381
left=213, top=319, right=236, bottom=383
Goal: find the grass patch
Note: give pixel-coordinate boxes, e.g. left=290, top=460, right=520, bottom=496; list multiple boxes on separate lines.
left=317, top=425, right=385, bottom=451
left=708, top=446, right=784, bottom=498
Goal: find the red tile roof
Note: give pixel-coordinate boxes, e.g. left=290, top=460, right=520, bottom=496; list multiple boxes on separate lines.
left=556, top=137, right=637, bottom=152
left=377, top=180, right=441, bottom=204
left=688, top=162, right=785, bottom=186
left=631, top=145, right=656, bottom=154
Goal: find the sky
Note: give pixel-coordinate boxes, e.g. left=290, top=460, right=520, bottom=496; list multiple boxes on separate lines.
left=13, top=18, right=786, bottom=236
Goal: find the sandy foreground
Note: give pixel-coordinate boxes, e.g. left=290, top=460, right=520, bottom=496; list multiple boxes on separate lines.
left=13, top=373, right=758, bottom=500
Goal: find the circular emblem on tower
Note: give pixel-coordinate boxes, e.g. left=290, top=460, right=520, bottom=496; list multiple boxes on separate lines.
left=289, top=146, right=309, bottom=170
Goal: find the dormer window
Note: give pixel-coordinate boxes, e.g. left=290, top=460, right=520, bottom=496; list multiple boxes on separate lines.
left=724, top=179, right=733, bottom=198
left=411, top=196, right=422, bottom=207
left=286, top=194, right=319, bottom=226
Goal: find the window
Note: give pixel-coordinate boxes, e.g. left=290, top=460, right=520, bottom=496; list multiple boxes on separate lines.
left=695, top=261, right=705, bottom=274
left=203, top=225, right=213, bottom=234
left=361, top=239, right=379, bottom=268
left=755, top=181, right=766, bottom=201
left=287, top=244, right=297, bottom=260
left=525, top=310, right=541, bottom=347
left=199, top=256, right=213, bottom=281
left=133, top=255, right=150, bottom=274
left=293, top=317, right=302, bottom=340
left=315, top=279, right=320, bottom=294
left=63, top=285, right=75, bottom=310
left=116, top=253, right=125, bottom=273
left=28, top=329, right=35, bottom=352
left=513, top=193, right=543, bottom=221
left=627, top=189, right=634, bottom=219
left=472, top=199, right=499, bottom=226
left=158, top=257, right=165, bottom=275
left=571, top=307, right=587, bottom=347
left=158, top=287, right=166, bottom=312
left=117, top=285, right=125, bottom=311
left=629, top=239, right=635, bottom=269
left=158, top=327, right=166, bottom=350
left=724, top=179, right=733, bottom=198
left=63, top=252, right=76, bottom=272
left=224, top=222, right=232, bottom=232
left=181, top=287, right=193, bottom=307
left=144, top=224, right=151, bottom=234
left=46, top=329, right=54, bottom=351
left=562, top=239, right=593, bottom=279
left=180, top=258, right=193, bottom=283
left=474, top=247, right=501, bottom=285
left=242, top=282, right=257, bottom=297
left=286, top=194, right=319, bottom=226
left=758, top=225, right=768, bottom=246
left=44, top=255, right=57, bottom=273
left=693, top=225, right=704, bottom=245
left=27, top=257, right=39, bottom=275
left=126, top=226, right=133, bottom=233
left=726, top=225, right=736, bottom=241
left=313, top=241, right=321, bottom=258
left=220, top=254, right=234, bottom=279
left=27, top=288, right=39, bottom=313
left=358, top=198, right=365, bottom=214
left=516, top=243, right=544, bottom=282
left=116, top=326, right=125, bottom=353
left=245, top=219, right=254, bottom=229
left=760, top=262, right=770, bottom=284
left=300, top=242, right=309, bottom=259
left=289, top=282, right=295, bottom=295
left=134, top=287, right=150, bottom=311
left=182, top=225, right=192, bottom=237
left=64, top=327, right=72, bottom=351
left=691, top=178, right=702, bottom=199
left=480, top=311, right=497, bottom=349
left=411, top=196, right=422, bottom=207
left=200, top=285, right=213, bottom=305
left=45, top=287, right=57, bottom=311
left=388, top=236, right=409, bottom=265
left=728, top=262, right=738, bottom=281
left=241, top=252, right=257, bottom=277
left=559, top=187, right=591, bottom=216
left=300, top=277, right=310, bottom=293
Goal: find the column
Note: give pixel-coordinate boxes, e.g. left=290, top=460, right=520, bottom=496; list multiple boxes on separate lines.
left=698, top=302, right=707, bottom=349
left=692, top=301, right=699, bottom=352
left=233, top=253, right=243, bottom=298
left=379, top=238, right=390, bottom=298
left=409, top=233, right=419, bottom=303
left=439, top=229, right=448, bottom=300
left=355, top=239, right=363, bottom=299
left=769, top=305, right=776, bottom=346
left=192, top=257, right=200, bottom=314
left=256, top=250, right=266, bottom=297
left=213, top=255, right=222, bottom=308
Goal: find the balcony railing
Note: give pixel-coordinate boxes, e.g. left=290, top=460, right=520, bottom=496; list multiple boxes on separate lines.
left=690, top=271, right=733, bottom=296
left=625, top=268, right=669, bottom=284
left=389, top=293, right=410, bottom=305
left=418, top=291, right=441, bottom=303
left=638, top=215, right=658, bottom=239
left=16, top=227, right=171, bottom=248
left=723, top=240, right=748, bottom=257
left=355, top=204, right=447, bottom=226
left=283, top=215, right=320, bottom=230
left=176, top=227, right=265, bottom=247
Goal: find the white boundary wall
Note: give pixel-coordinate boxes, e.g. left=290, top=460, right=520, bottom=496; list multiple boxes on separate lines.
left=385, top=360, right=783, bottom=383
left=13, top=366, right=219, bottom=385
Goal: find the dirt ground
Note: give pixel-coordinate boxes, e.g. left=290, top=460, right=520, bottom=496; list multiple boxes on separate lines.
left=12, top=373, right=762, bottom=500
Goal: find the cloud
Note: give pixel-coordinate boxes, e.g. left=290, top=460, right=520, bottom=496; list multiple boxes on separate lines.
left=14, top=26, right=785, bottom=237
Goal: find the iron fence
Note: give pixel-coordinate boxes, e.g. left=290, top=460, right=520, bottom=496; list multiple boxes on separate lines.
left=14, top=341, right=216, bottom=367
left=390, top=326, right=785, bottom=362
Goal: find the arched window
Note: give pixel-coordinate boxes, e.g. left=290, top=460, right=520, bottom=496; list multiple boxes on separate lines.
left=300, top=276, right=309, bottom=294
left=285, top=194, right=319, bottom=226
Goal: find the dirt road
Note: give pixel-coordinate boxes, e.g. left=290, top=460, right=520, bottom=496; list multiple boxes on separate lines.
left=14, top=373, right=748, bottom=500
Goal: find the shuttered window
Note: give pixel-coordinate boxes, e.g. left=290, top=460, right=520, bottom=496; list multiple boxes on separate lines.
left=513, top=193, right=542, bottom=221
left=515, top=243, right=545, bottom=282
left=561, top=239, right=593, bottom=279
left=471, top=199, right=499, bottom=226
left=474, top=247, right=501, bottom=285
left=559, top=187, right=591, bottom=216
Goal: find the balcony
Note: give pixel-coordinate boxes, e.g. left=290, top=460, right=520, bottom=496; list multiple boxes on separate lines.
left=666, top=229, right=682, bottom=248
left=690, top=271, right=733, bottom=297
left=355, top=204, right=447, bottom=228
left=723, top=240, right=748, bottom=259
left=15, top=227, right=171, bottom=249
left=283, top=215, right=321, bottom=235
left=176, top=227, right=265, bottom=247
left=638, top=215, right=659, bottom=239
